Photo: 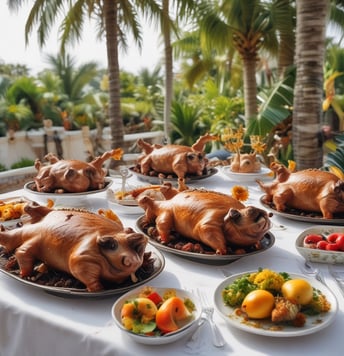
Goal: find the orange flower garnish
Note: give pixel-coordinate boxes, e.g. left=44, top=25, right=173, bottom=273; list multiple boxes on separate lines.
left=46, top=199, right=55, bottom=208
left=111, top=148, right=124, bottom=160
left=287, top=160, right=296, bottom=172
left=98, top=209, right=121, bottom=223
left=231, top=185, right=249, bottom=201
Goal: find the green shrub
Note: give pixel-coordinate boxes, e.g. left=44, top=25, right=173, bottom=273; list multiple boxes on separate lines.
left=10, top=158, right=35, bottom=169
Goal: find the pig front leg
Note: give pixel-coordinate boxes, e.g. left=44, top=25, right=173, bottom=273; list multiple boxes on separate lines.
left=272, top=188, right=294, bottom=212
left=0, top=229, right=26, bottom=253
left=68, top=255, right=105, bottom=292
left=195, top=225, right=227, bottom=255
left=155, top=211, right=175, bottom=244
left=14, top=238, right=41, bottom=277
left=139, top=156, right=153, bottom=175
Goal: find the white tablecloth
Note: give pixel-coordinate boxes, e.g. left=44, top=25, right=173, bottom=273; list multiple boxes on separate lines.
left=1, top=170, right=343, bottom=356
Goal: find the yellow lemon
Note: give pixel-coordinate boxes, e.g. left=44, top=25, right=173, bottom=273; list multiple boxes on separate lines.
left=241, top=290, right=275, bottom=319
left=281, top=279, right=313, bottom=305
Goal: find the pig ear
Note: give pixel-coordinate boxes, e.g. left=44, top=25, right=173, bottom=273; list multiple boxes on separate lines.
left=127, top=233, right=147, bottom=255
left=97, top=236, right=118, bottom=250
left=224, top=208, right=241, bottom=222
left=84, top=167, right=96, bottom=178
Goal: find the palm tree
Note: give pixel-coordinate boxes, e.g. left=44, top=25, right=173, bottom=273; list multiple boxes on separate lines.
left=8, top=0, right=163, bottom=167
left=292, top=0, right=329, bottom=169
left=270, top=0, right=296, bottom=78
left=195, top=0, right=278, bottom=126
left=159, top=0, right=197, bottom=143
left=44, top=53, right=98, bottom=103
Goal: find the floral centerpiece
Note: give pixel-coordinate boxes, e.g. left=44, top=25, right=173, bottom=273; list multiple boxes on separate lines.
left=220, top=126, right=266, bottom=173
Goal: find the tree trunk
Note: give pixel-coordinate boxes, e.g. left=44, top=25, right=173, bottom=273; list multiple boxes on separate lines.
left=292, top=0, right=329, bottom=170
left=163, top=0, right=173, bottom=144
left=104, top=0, right=124, bottom=168
left=242, top=56, right=258, bottom=126
left=278, top=32, right=295, bottom=78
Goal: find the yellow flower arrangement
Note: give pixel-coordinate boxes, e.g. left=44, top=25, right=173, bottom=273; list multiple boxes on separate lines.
left=287, top=160, right=296, bottom=172
left=221, top=126, right=266, bottom=156
left=231, top=185, right=249, bottom=201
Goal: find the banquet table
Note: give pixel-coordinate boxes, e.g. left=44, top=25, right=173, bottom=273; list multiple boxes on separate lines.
left=0, top=169, right=343, bottom=356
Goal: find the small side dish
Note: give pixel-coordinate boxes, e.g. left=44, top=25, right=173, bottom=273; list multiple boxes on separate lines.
left=112, top=286, right=202, bottom=344
left=0, top=197, right=29, bottom=222
left=296, top=226, right=344, bottom=264
left=214, top=269, right=337, bottom=337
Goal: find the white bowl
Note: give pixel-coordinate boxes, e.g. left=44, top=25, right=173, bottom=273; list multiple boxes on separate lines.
left=112, top=286, right=202, bottom=345
left=295, top=225, right=344, bottom=264
left=23, top=178, right=113, bottom=208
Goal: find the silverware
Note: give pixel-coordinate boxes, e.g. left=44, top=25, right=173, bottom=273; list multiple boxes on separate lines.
left=299, top=260, right=320, bottom=279
left=301, top=260, right=344, bottom=299
left=185, top=316, right=207, bottom=352
left=196, top=289, right=226, bottom=348
left=328, top=265, right=344, bottom=298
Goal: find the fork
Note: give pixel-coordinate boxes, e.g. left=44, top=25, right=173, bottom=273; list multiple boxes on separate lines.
left=196, top=289, right=226, bottom=348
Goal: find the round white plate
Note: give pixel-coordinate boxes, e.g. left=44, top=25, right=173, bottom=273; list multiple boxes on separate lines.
left=107, top=195, right=144, bottom=215
left=214, top=272, right=338, bottom=337
left=221, top=166, right=272, bottom=182
left=112, top=287, right=202, bottom=345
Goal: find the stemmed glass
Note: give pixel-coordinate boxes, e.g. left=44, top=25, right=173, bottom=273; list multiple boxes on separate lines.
left=119, top=165, right=130, bottom=193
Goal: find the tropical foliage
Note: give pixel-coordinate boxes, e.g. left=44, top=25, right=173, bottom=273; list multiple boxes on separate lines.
left=2, top=0, right=344, bottom=171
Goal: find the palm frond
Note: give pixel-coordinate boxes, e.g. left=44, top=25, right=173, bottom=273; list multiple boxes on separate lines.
left=246, top=68, right=295, bottom=136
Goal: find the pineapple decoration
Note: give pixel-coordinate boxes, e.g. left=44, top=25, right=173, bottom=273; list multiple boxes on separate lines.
left=221, top=126, right=267, bottom=173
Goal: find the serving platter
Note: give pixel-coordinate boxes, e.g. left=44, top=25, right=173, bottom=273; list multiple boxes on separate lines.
left=214, top=272, right=338, bottom=337
left=23, top=178, right=113, bottom=207
left=0, top=244, right=165, bottom=298
left=136, top=216, right=275, bottom=265
left=221, top=166, right=272, bottom=182
left=260, top=196, right=344, bottom=225
left=129, top=167, right=218, bottom=185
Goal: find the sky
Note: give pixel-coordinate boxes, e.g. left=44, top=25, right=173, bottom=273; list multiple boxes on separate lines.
left=0, top=2, right=162, bottom=75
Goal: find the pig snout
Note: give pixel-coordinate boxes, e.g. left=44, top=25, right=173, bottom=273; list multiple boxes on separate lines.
left=63, top=169, right=90, bottom=192
left=97, top=231, right=147, bottom=270
left=186, top=152, right=206, bottom=175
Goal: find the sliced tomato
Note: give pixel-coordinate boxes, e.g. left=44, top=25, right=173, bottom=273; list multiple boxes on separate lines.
left=334, top=235, right=344, bottom=251
left=304, top=234, right=323, bottom=243
left=303, top=234, right=323, bottom=248
left=316, top=240, right=329, bottom=250
left=325, top=243, right=340, bottom=251
left=147, top=292, right=163, bottom=306
left=327, top=233, right=342, bottom=243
